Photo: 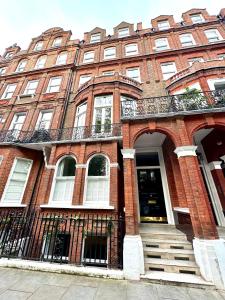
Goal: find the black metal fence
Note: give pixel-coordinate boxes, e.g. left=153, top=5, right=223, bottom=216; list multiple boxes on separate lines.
left=0, top=123, right=122, bottom=144
left=121, top=89, right=225, bottom=119
left=0, top=210, right=124, bottom=269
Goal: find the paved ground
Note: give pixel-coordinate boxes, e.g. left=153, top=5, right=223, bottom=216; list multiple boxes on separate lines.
left=0, top=267, right=224, bottom=300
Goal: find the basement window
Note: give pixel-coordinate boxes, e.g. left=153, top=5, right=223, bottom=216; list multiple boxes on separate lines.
left=83, top=235, right=107, bottom=266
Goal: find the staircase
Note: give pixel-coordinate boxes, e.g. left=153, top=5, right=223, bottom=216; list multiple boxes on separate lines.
left=139, top=223, right=213, bottom=286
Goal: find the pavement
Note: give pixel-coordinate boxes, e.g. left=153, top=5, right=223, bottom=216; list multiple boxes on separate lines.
left=0, top=267, right=225, bottom=300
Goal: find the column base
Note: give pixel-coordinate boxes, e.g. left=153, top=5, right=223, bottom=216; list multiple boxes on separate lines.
left=123, top=235, right=145, bottom=280
left=193, top=238, right=225, bottom=289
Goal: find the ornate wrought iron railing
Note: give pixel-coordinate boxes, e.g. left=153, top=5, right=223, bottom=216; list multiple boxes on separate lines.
left=0, top=123, right=122, bottom=144
left=0, top=209, right=124, bottom=269
left=121, top=89, right=225, bottom=119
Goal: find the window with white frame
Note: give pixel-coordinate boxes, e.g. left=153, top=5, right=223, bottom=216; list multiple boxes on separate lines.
left=0, top=156, right=3, bottom=166
left=204, top=29, right=222, bottom=43
left=79, top=74, right=91, bottom=86
left=36, top=111, right=53, bottom=130
left=51, top=156, right=76, bottom=203
left=83, top=51, right=94, bottom=63
left=55, top=52, right=67, bottom=65
left=158, top=20, right=170, bottom=30
left=34, top=41, right=43, bottom=51
left=161, top=62, right=177, bottom=80
left=90, top=33, right=101, bottom=43
left=190, top=14, right=204, bottom=24
left=2, top=83, right=17, bottom=99
left=16, top=60, right=27, bottom=72
left=0, top=115, right=3, bottom=123
left=23, top=80, right=39, bottom=95
left=125, top=44, right=138, bottom=56
left=188, top=57, right=204, bottom=66
left=4, top=52, right=13, bottom=59
left=0, top=67, right=6, bottom=75
left=218, top=53, right=225, bottom=60
left=118, top=27, right=129, bottom=38
left=155, top=38, right=169, bottom=51
left=104, top=47, right=116, bottom=59
left=179, top=33, right=195, bottom=47
left=102, top=70, right=115, bottom=76
left=34, top=55, right=47, bottom=69
left=75, top=102, right=87, bottom=127
left=52, top=37, right=62, bottom=47
left=126, top=67, right=141, bottom=82
left=46, top=76, right=62, bottom=93
left=93, top=95, right=113, bottom=134
left=9, top=113, right=26, bottom=139
left=85, top=155, right=110, bottom=204
left=1, top=158, right=32, bottom=204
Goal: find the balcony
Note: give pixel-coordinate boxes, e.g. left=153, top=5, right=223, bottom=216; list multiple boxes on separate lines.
left=121, top=90, right=225, bottom=120
left=0, top=124, right=122, bottom=146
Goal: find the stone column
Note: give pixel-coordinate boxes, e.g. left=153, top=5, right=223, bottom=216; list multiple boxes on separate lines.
left=174, top=145, right=225, bottom=288
left=121, top=148, right=144, bottom=280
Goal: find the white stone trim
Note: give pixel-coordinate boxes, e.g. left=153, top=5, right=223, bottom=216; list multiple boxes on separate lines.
left=0, top=204, right=27, bottom=208
left=193, top=238, right=225, bottom=289
left=40, top=204, right=114, bottom=210
left=123, top=235, right=145, bottom=280
left=42, top=147, right=55, bottom=169
left=208, top=161, right=222, bottom=171
left=121, top=149, right=136, bottom=159
left=110, top=163, right=119, bottom=168
left=220, top=155, right=225, bottom=162
left=173, top=207, right=190, bottom=214
left=76, top=164, right=87, bottom=169
left=174, top=145, right=198, bottom=158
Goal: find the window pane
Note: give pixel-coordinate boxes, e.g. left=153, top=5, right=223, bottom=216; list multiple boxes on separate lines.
left=58, top=157, right=76, bottom=176
left=88, top=156, right=107, bottom=176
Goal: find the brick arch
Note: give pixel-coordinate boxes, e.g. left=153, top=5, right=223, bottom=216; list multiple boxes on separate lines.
left=85, top=150, right=113, bottom=163
left=54, top=152, right=78, bottom=164
left=190, top=121, right=225, bottom=143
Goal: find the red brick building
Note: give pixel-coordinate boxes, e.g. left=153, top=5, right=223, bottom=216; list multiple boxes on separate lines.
left=0, top=8, right=225, bottom=287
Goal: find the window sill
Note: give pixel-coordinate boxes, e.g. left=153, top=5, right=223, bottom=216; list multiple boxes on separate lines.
left=0, top=203, right=27, bottom=208
left=173, top=207, right=189, bottom=214
left=40, top=204, right=115, bottom=210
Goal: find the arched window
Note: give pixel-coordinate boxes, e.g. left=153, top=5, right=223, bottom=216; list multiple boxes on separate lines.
left=85, top=155, right=110, bottom=205
left=51, top=156, right=76, bottom=203
left=16, top=59, right=27, bottom=72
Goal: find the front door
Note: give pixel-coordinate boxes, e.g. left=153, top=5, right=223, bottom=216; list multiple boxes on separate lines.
left=137, top=168, right=167, bottom=223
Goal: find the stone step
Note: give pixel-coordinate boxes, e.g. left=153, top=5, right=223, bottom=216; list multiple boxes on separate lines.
left=143, top=247, right=195, bottom=261
left=142, top=238, right=193, bottom=250
left=145, top=258, right=200, bottom=275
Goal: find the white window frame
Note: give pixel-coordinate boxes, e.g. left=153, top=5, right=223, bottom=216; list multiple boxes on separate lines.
left=179, top=33, right=196, bottom=47
left=74, top=102, right=87, bottom=128
left=4, top=52, right=13, bottom=59
left=34, top=41, right=43, bottom=51
left=92, top=95, right=113, bottom=134
left=158, top=20, right=170, bottom=30
left=16, top=60, right=27, bottom=72
left=104, top=47, right=116, bottom=60
left=125, top=44, right=139, bottom=56
left=55, top=52, right=67, bottom=65
left=188, top=57, right=204, bottom=66
left=46, top=76, right=62, bottom=93
left=49, top=155, right=76, bottom=206
left=1, top=157, right=33, bottom=204
left=204, top=29, right=223, bottom=43
left=0, top=67, right=6, bottom=75
left=35, top=110, right=53, bottom=130
left=190, top=13, right=204, bottom=24
left=52, top=37, right=62, bottom=47
left=9, top=113, right=26, bottom=135
left=90, top=33, right=101, bottom=43
left=126, top=67, right=141, bottom=82
left=207, top=78, right=225, bottom=91
left=83, top=51, right=94, bottom=63
left=218, top=54, right=225, bottom=60
left=1, top=84, right=17, bottom=99
left=118, top=27, right=129, bottom=38
left=102, top=70, right=115, bottom=76
left=34, top=56, right=47, bottom=69
left=154, top=38, right=170, bottom=51
left=23, top=80, right=39, bottom=95
left=84, top=154, right=110, bottom=207
left=161, top=62, right=177, bottom=80
left=0, top=156, right=3, bottom=166
left=79, top=74, right=92, bottom=87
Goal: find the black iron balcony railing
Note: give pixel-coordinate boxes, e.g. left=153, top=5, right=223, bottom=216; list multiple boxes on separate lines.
left=121, top=89, right=225, bottom=119
left=0, top=124, right=122, bottom=144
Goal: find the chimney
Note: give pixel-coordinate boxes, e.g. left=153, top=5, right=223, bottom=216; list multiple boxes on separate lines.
left=137, top=22, right=143, bottom=31
left=219, top=8, right=225, bottom=18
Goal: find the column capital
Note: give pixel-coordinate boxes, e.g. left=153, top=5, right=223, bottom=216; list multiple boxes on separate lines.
left=121, top=149, right=136, bottom=159
left=208, top=161, right=222, bottom=171
left=174, top=145, right=198, bottom=158
left=76, top=164, right=87, bottom=169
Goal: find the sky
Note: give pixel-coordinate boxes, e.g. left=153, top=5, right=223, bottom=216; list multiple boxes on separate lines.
left=0, top=0, right=223, bottom=54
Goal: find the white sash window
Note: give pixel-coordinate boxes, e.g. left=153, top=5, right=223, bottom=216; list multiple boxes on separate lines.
left=16, top=60, right=27, bottom=72
left=51, top=156, right=76, bottom=204
left=34, top=56, right=47, bottom=69
left=1, top=158, right=32, bottom=204
left=56, top=52, right=67, bottom=65
left=9, top=113, right=26, bottom=139
left=36, top=111, right=52, bottom=130
left=85, top=155, right=110, bottom=205
left=93, top=95, right=112, bottom=134
left=73, top=102, right=87, bottom=139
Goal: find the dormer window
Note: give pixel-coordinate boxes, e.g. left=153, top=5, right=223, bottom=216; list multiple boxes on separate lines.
left=34, top=41, right=43, bottom=51
left=52, top=37, right=62, bottom=47
left=118, top=27, right=129, bottom=38
left=190, top=14, right=204, bottom=24
left=4, top=52, right=13, bottom=59
left=0, top=67, right=6, bottom=75
left=16, top=60, right=27, bottom=72
left=90, top=33, right=101, bottom=43
left=158, top=20, right=170, bottom=30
